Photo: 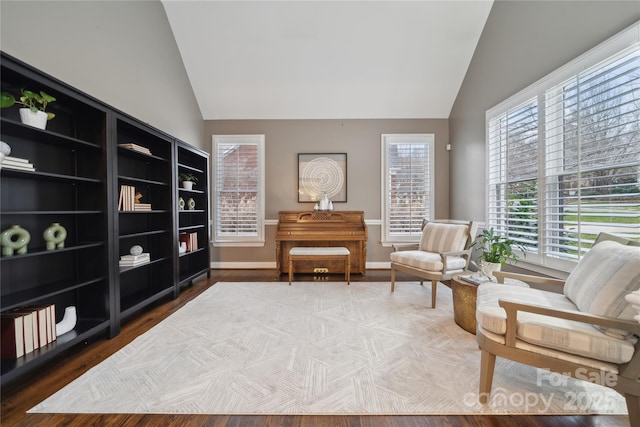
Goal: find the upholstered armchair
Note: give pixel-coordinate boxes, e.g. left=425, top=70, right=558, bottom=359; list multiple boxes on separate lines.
left=475, top=233, right=640, bottom=425
left=390, top=220, right=477, bottom=308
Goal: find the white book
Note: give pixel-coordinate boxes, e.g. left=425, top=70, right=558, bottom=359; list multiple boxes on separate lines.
left=120, top=253, right=150, bottom=261
left=4, top=156, right=30, bottom=163
left=2, top=163, right=35, bottom=171
left=119, top=259, right=150, bottom=267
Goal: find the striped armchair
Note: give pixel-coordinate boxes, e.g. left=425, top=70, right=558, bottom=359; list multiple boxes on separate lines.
left=476, top=233, right=640, bottom=424
left=390, top=220, right=477, bottom=308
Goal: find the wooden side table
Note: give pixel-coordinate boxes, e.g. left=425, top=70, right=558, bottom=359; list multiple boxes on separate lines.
left=451, top=273, right=479, bottom=334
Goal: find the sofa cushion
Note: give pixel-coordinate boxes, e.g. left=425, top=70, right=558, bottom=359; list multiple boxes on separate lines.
left=563, top=240, right=640, bottom=337
left=476, top=283, right=636, bottom=364
left=390, top=250, right=467, bottom=272
left=419, top=222, right=468, bottom=253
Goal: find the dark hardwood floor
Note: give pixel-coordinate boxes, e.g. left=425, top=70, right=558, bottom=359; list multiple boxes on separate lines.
left=0, top=270, right=630, bottom=427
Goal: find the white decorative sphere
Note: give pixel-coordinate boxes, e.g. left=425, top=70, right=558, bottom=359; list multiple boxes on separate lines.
left=130, top=245, right=143, bottom=256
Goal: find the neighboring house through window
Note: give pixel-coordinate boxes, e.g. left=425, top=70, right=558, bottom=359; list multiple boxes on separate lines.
left=486, top=22, right=640, bottom=271
left=212, top=135, right=265, bottom=246
left=381, top=133, right=435, bottom=245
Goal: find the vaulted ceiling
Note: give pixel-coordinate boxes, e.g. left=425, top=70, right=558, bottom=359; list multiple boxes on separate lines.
left=162, top=1, right=493, bottom=120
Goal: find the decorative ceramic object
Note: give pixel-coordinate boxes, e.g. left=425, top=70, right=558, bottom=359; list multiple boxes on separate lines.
left=43, top=222, right=67, bottom=250
left=182, top=181, right=194, bottom=190
left=0, top=141, right=10, bottom=168
left=179, top=242, right=187, bottom=254
left=130, top=245, right=143, bottom=256
left=19, top=108, right=48, bottom=130
left=187, top=198, right=196, bottom=210
left=318, top=193, right=330, bottom=210
left=479, top=260, right=501, bottom=280
left=56, top=306, right=77, bottom=336
left=178, top=197, right=185, bottom=210
left=1, top=225, right=31, bottom=256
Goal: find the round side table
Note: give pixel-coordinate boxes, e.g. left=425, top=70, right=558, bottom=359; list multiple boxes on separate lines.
left=451, top=273, right=480, bottom=334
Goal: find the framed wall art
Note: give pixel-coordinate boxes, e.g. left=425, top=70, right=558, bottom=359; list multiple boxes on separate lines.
left=298, top=153, right=347, bottom=203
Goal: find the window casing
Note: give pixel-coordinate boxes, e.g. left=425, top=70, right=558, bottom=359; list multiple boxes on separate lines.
left=212, top=135, right=265, bottom=246
left=381, top=134, right=435, bottom=244
left=486, top=23, right=640, bottom=271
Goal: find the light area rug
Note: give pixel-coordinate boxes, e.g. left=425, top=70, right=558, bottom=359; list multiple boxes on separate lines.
left=29, top=281, right=627, bottom=415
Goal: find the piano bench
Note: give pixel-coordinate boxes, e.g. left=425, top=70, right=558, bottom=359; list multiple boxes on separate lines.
left=288, top=247, right=351, bottom=285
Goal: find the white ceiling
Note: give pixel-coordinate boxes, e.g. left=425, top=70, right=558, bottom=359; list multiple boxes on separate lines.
left=162, top=1, right=493, bottom=120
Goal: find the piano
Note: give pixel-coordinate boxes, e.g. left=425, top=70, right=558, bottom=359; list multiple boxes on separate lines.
left=275, top=210, right=368, bottom=276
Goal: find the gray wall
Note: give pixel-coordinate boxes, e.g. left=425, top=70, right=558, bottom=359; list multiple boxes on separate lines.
left=206, top=119, right=450, bottom=267
left=449, top=0, right=640, bottom=222
left=0, top=0, right=204, bottom=148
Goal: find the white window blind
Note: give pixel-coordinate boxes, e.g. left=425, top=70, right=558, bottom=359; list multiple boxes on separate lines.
left=486, top=23, right=640, bottom=270
left=381, top=134, right=434, bottom=243
left=544, top=49, right=640, bottom=261
left=487, top=98, right=539, bottom=254
left=212, top=135, right=265, bottom=245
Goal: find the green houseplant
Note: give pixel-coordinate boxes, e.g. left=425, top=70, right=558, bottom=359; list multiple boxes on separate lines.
left=1, top=88, right=56, bottom=129
left=471, top=227, right=527, bottom=277
left=178, top=172, right=198, bottom=190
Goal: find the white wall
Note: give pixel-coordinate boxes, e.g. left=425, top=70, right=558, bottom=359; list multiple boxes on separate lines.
left=0, top=0, right=204, bottom=148
left=449, top=0, right=640, bottom=223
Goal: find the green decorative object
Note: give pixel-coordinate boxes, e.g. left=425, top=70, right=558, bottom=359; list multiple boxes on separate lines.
left=43, top=222, right=67, bottom=250
left=1, top=225, right=31, bottom=256
left=187, top=198, right=196, bottom=210
left=178, top=197, right=185, bottom=210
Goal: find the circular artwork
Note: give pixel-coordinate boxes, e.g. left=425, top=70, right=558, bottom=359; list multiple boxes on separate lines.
left=301, top=156, right=345, bottom=199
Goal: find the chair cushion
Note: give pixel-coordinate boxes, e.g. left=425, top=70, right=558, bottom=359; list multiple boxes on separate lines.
left=563, top=240, right=640, bottom=338
left=476, top=283, right=636, bottom=364
left=419, top=222, right=468, bottom=253
left=390, top=250, right=467, bottom=272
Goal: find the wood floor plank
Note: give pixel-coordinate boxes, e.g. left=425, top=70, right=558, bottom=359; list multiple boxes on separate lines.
left=0, top=270, right=630, bottom=427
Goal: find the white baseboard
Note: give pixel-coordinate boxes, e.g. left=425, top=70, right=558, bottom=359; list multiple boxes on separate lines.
left=210, top=261, right=392, bottom=270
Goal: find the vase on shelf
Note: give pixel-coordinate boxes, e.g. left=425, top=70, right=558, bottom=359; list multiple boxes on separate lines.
left=1, top=225, right=31, bottom=256
left=43, top=222, right=67, bottom=250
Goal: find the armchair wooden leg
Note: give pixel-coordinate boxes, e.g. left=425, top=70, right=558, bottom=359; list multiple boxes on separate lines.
left=391, top=268, right=396, bottom=292
left=479, top=349, right=496, bottom=404
left=625, top=394, right=640, bottom=427
left=431, top=280, right=437, bottom=308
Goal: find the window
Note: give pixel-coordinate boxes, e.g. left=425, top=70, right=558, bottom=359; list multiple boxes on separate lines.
left=381, top=134, right=435, bottom=244
left=486, top=23, right=640, bottom=270
left=212, top=135, right=265, bottom=246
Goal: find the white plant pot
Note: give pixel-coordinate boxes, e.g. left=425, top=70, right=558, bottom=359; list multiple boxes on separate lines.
left=19, top=108, right=48, bottom=130
left=181, top=181, right=194, bottom=190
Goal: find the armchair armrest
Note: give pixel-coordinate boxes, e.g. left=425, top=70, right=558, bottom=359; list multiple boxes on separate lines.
left=392, top=243, right=419, bottom=252
left=493, top=271, right=565, bottom=288
left=498, top=299, right=640, bottom=347
left=440, top=248, right=472, bottom=271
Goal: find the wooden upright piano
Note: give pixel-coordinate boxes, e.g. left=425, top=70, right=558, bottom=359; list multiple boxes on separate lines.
left=275, top=210, right=368, bottom=275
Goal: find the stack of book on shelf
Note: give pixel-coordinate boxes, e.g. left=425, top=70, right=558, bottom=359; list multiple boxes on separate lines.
left=179, top=232, right=198, bottom=252
left=1, top=304, right=56, bottom=359
left=1, top=156, right=35, bottom=172
left=118, top=142, right=151, bottom=155
left=119, top=253, right=150, bottom=268
left=118, top=185, right=153, bottom=211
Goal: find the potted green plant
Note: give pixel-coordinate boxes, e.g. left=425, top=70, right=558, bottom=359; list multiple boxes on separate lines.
left=1, top=88, right=56, bottom=130
left=471, top=227, right=527, bottom=278
left=178, top=172, right=198, bottom=190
